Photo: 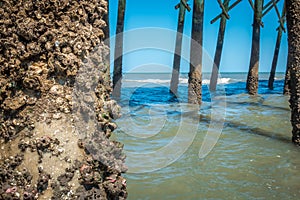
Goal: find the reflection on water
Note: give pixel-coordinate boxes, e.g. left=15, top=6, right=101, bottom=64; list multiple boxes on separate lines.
left=112, top=73, right=300, bottom=199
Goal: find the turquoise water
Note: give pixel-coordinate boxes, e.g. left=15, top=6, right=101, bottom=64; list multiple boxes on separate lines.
left=112, top=73, right=300, bottom=199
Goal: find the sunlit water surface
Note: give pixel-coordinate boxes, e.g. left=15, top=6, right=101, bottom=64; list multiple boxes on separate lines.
left=112, top=73, right=300, bottom=200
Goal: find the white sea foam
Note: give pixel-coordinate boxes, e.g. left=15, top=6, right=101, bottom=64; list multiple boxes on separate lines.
left=125, top=79, right=170, bottom=84
left=274, top=77, right=284, bottom=80
left=124, top=77, right=233, bottom=85
left=202, top=78, right=231, bottom=85
left=180, top=77, right=233, bottom=85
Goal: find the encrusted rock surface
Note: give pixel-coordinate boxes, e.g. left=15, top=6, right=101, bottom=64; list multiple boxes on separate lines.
left=286, top=0, right=300, bottom=145
left=0, top=0, right=127, bottom=199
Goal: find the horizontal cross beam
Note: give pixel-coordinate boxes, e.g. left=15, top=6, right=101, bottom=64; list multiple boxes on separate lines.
left=211, top=0, right=242, bottom=24
left=263, top=0, right=279, bottom=10
left=175, top=0, right=191, bottom=12
left=248, top=0, right=254, bottom=11
left=262, top=0, right=280, bottom=17
left=273, top=0, right=285, bottom=32
left=217, top=0, right=230, bottom=19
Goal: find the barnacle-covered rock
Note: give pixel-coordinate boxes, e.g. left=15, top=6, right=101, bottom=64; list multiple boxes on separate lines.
left=2, top=91, right=26, bottom=111
left=1, top=0, right=127, bottom=199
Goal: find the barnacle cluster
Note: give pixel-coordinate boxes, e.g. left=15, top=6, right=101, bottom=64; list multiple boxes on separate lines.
left=0, top=0, right=108, bottom=140
left=0, top=0, right=127, bottom=199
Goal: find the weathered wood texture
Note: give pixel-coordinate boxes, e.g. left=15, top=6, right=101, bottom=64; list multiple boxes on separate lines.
left=268, top=2, right=286, bottom=90
left=246, top=0, right=264, bottom=95
left=170, top=1, right=188, bottom=94
left=268, top=27, right=283, bottom=89
left=209, top=0, right=229, bottom=91
left=286, top=0, right=300, bottom=145
left=188, top=0, right=204, bottom=104
left=112, top=0, right=126, bottom=98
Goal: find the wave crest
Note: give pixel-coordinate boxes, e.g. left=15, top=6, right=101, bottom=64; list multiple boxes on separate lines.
left=124, top=77, right=232, bottom=85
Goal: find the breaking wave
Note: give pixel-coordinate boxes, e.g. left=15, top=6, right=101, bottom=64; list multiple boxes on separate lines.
left=124, top=78, right=233, bottom=85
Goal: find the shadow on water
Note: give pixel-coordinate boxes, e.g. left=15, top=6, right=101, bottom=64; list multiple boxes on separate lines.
left=114, top=79, right=292, bottom=145
left=227, top=101, right=290, bottom=112
left=176, top=112, right=293, bottom=145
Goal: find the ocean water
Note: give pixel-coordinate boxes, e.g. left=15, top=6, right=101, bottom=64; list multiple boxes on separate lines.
left=112, top=72, right=300, bottom=200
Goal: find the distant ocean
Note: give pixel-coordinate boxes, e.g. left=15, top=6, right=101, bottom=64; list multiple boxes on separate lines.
left=112, top=72, right=300, bottom=200
left=119, top=72, right=286, bottom=100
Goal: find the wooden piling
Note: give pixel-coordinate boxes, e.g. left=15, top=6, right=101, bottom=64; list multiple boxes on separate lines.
left=112, top=0, right=126, bottom=98
left=209, top=0, right=230, bottom=91
left=286, top=0, right=300, bottom=145
left=268, top=2, right=286, bottom=90
left=268, top=29, right=283, bottom=90
left=211, top=0, right=242, bottom=24
left=170, top=0, right=189, bottom=94
left=246, top=0, right=264, bottom=95
left=188, top=0, right=204, bottom=104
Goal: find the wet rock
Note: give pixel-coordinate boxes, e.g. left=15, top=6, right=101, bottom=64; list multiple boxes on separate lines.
left=74, top=185, right=107, bottom=199
left=37, top=172, right=50, bottom=193
left=57, top=171, right=74, bottom=187
left=0, top=154, right=34, bottom=199
left=104, top=100, right=121, bottom=120
left=103, top=175, right=127, bottom=200
left=2, top=91, right=26, bottom=111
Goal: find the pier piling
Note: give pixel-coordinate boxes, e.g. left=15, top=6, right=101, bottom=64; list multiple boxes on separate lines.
left=188, top=0, right=205, bottom=104
left=268, top=1, right=286, bottom=90
left=170, top=0, right=190, bottom=94
left=112, top=0, right=126, bottom=98
left=246, top=0, right=264, bottom=95
left=210, top=0, right=232, bottom=91
left=286, top=0, right=300, bottom=145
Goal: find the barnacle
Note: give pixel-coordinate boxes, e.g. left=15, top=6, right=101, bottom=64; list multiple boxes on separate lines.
left=2, top=91, right=26, bottom=111
left=0, top=1, right=127, bottom=199
left=23, top=76, right=41, bottom=90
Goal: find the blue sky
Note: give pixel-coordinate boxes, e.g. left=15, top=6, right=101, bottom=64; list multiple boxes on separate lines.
left=109, top=0, right=287, bottom=73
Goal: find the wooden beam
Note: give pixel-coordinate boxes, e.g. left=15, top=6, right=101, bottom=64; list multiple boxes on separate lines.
left=273, top=1, right=285, bottom=31
left=263, top=0, right=280, bottom=10
left=181, top=0, right=191, bottom=12
left=247, top=0, right=264, bottom=27
left=263, top=0, right=274, bottom=10
left=211, top=0, right=242, bottom=24
left=268, top=26, right=283, bottom=89
left=188, top=0, right=204, bottom=104
left=170, top=1, right=188, bottom=94
left=217, top=0, right=230, bottom=19
left=112, top=0, right=126, bottom=98
left=262, top=0, right=280, bottom=17
left=210, top=0, right=230, bottom=91
left=279, top=1, right=286, bottom=32
left=272, top=1, right=287, bottom=91
left=248, top=0, right=255, bottom=10
left=175, top=0, right=191, bottom=12
left=246, top=0, right=264, bottom=95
